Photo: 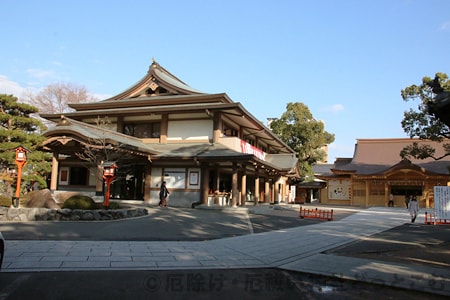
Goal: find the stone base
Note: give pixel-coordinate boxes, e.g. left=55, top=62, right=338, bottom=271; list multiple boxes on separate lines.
left=0, top=207, right=148, bottom=222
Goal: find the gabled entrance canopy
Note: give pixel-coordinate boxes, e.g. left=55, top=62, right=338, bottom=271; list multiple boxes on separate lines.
left=42, top=116, right=159, bottom=159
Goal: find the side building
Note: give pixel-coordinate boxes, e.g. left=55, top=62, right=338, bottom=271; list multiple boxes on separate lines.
left=316, top=138, right=450, bottom=208
left=40, top=60, right=299, bottom=207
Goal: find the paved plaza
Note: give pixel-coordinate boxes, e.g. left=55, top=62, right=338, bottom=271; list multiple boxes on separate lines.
left=1, top=206, right=449, bottom=298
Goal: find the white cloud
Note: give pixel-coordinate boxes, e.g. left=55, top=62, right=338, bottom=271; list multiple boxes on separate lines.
left=51, top=60, right=64, bottom=67
left=91, top=93, right=113, bottom=101
left=0, top=75, right=26, bottom=96
left=26, top=68, right=55, bottom=80
left=439, top=21, right=450, bottom=31
left=322, top=104, right=344, bottom=113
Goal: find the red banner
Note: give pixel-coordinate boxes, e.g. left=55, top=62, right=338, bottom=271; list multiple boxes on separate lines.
left=240, top=140, right=266, bottom=161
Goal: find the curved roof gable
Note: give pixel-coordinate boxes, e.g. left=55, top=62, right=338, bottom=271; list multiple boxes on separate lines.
left=102, top=59, right=204, bottom=101
left=382, top=159, right=442, bottom=176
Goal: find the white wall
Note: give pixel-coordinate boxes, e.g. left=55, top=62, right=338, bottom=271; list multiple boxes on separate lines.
left=149, top=167, right=202, bottom=207
left=167, top=120, right=213, bottom=141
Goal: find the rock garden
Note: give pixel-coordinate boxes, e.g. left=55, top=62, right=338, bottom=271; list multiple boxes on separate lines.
left=0, top=189, right=148, bottom=222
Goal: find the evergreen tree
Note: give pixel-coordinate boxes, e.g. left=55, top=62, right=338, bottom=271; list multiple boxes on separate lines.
left=270, top=102, right=335, bottom=181
left=0, top=94, right=51, bottom=196
left=401, top=72, right=450, bottom=160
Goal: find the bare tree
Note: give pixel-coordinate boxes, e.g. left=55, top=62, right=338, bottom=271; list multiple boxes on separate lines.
left=75, top=117, right=122, bottom=165
left=74, top=117, right=140, bottom=203
left=24, top=82, right=97, bottom=115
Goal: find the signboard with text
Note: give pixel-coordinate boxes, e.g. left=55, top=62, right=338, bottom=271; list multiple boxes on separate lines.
left=434, top=186, right=450, bottom=219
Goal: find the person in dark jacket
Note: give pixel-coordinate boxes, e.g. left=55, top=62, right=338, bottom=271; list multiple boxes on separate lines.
left=158, top=181, right=170, bottom=207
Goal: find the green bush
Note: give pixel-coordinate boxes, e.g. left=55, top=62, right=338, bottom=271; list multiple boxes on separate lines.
left=62, top=195, right=99, bottom=210
left=0, top=194, right=30, bottom=207
left=0, top=194, right=11, bottom=207
left=108, top=201, right=121, bottom=210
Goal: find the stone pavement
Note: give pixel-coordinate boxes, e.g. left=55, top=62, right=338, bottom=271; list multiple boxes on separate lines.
left=2, top=207, right=449, bottom=296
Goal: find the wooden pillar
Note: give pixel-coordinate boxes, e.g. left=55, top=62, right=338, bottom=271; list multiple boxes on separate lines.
left=116, top=116, right=124, bottom=133
left=213, top=112, right=221, bottom=143
left=274, top=177, right=280, bottom=203
left=385, top=183, right=389, bottom=207
left=231, top=163, right=239, bottom=207
left=160, top=114, right=168, bottom=144
left=215, top=168, right=220, bottom=192
left=144, top=165, right=151, bottom=202
left=215, top=168, right=221, bottom=205
left=264, top=179, right=270, bottom=203
left=240, top=165, right=247, bottom=206
left=254, top=168, right=260, bottom=205
left=201, top=165, right=209, bottom=205
left=50, top=153, right=59, bottom=192
left=365, top=180, right=370, bottom=207
left=96, top=164, right=103, bottom=196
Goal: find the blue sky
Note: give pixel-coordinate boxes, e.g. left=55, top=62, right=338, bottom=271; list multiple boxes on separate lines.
left=1, top=0, right=450, bottom=162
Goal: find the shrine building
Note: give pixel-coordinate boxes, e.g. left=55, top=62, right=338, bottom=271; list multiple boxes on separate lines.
left=315, top=138, right=450, bottom=208
left=40, top=59, right=299, bottom=207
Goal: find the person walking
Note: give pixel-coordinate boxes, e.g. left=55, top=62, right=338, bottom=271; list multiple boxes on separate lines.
left=405, top=194, right=410, bottom=209
left=408, top=195, right=419, bottom=223
left=158, top=181, right=170, bottom=207
left=388, top=193, right=394, bottom=207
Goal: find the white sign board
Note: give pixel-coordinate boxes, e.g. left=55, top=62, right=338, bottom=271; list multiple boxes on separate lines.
left=328, top=179, right=351, bottom=200
left=433, top=186, right=450, bottom=219
left=289, top=186, right=296, bottom=203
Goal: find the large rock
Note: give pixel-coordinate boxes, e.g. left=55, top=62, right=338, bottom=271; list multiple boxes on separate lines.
left=24, top=189, right=60, bottom=209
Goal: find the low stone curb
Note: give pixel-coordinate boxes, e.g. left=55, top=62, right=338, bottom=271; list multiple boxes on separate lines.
left=0, top=207, right=148, bottom=222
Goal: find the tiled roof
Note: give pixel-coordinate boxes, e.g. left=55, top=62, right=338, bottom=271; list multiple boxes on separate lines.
left=333, top=138, right=450, bottom=175
left=152, top=65, right=203, bottom=94
left=43, top=117, right=159, bottom=156
left=313, top=163, right=334, bottom=175
left=151, top=143, right=298, bottom=172
left=101, top=60, right=204, bottom=101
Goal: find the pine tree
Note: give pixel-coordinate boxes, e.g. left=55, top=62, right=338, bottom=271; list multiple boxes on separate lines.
left=0, top=94, right=51, bottom=197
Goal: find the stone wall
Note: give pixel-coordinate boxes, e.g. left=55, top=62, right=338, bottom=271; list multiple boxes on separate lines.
left=0, top=207, right=148, bottom=222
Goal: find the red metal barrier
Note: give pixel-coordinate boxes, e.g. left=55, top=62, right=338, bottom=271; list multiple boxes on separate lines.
left=424, top=212, right=450, bottom=225
left=299, top=207, right=333, bottom=221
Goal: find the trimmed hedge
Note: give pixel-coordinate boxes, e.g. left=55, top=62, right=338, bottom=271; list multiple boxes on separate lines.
left=62, top=195, right=99, bottom=210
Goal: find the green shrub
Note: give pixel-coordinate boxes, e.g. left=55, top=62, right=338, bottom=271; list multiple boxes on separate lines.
left=0, top=194, right=30, bottom=207
left=108, top=201, right=121, bottom=210
left=62, top=195, right=99, bottom=210
left=0, top=194, right=11, bottom=207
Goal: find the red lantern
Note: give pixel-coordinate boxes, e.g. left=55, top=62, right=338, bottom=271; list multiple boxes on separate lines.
left=12, top=146, right=30, bottom=207
left=102, top=162, right=118, bottom=209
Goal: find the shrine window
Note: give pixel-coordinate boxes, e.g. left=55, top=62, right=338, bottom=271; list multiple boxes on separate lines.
left=146, top=87, right=168, bottom=96
left=245, top=138, right=255, bottom=146
left=223, top=128, right=238, bottom=137
left=69, top=167, right=88, bottom=185
left=390, top=186, right=423, bottom=196
left=124, top=122, right=161, bottom=138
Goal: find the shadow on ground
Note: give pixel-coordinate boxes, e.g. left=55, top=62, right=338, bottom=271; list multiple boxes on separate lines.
left=1, top=268, right=447, bottom=300
left=325, top=223, right=450, bottom=270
